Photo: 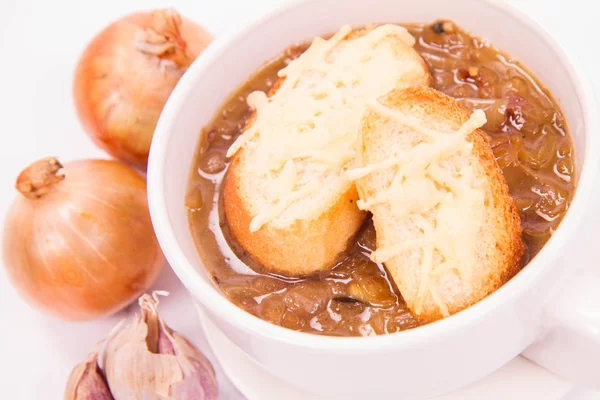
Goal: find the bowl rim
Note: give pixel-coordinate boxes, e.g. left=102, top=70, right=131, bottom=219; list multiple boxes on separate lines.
left=148, top=0, right=600, bottom=351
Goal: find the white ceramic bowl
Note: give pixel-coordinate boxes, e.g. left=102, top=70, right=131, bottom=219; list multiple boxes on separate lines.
left=148, top=0, right=600, bottom=398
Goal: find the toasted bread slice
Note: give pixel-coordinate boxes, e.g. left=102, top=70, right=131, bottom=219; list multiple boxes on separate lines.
left=348, top=86, right=523, bottom=321
left=223, top=25, right=431, bottom=276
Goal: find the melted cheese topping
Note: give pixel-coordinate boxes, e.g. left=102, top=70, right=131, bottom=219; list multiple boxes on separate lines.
left=347, top=103, right=487, bottom=316
left=227, top=24, right=429, bottom=231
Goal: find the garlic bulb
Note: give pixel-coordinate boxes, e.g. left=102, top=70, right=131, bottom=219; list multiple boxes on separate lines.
left=64, top=351, right=114, bottom=400
left=100, top=292, right=218, bottom=399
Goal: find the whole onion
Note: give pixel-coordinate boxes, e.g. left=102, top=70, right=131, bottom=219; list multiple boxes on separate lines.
left=2, top=157, right=164, bottom=320
left=73, top=9, right=213, bottom=169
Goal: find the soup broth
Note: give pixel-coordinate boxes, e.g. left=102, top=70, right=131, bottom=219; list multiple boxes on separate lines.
left=186, top=21, right=575, bottom=336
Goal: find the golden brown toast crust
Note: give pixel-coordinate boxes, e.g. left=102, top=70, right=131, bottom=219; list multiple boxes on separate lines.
left=359, top=86, right=524, bottom=321
left=224, top=164, right=364, bottom=275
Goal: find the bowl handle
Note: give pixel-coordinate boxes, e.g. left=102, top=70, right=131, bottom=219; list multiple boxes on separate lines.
left=522, top=274, right=600, bottom=388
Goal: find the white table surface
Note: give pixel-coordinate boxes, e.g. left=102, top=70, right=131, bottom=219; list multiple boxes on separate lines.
left=0, top=0, right=599, bottom=398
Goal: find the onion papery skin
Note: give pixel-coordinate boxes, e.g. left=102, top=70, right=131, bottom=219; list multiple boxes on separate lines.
left=3, top=159, right=165, bottom=321
left=73, top=9, right=213, bottom=169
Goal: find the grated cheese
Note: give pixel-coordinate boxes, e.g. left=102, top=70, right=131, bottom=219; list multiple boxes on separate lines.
left=227, top=24, right=429, bottom=231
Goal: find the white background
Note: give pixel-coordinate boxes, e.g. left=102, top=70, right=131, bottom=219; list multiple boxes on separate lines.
left=0, top=0, right=598, bottom=398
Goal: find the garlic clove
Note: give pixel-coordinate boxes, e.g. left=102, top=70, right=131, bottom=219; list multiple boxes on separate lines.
left=64, top=351, right=114, bottom=400
left=167, top=331, right=218, bottom=399
left=100, top=292, right=218, bottom=400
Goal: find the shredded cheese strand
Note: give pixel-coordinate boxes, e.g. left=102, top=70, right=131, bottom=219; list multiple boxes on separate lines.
left=250, top=181, right=320, bottom=232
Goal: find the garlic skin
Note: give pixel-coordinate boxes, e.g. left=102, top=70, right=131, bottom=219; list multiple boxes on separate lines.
left=100, top=293, right=218, bottom=399
left=64, top=351, right=114, bottom=400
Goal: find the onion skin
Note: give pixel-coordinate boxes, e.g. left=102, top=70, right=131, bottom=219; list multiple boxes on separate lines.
left=2, top=158, right=164, bottom=320
left=73, top=9, right=213, bottom=169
